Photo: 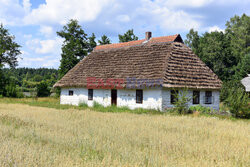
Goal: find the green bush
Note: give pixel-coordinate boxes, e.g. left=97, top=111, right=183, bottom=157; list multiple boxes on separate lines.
left=4, top=83, right=18, bottom=97
left=4, top=83, right=24, bottom=98
left=220, top=80, right=244, bottom=101
left=173, top=89, right=191, bottom=114
left=55, top=87, right=61, bottom=97
left=36, top=81, right=50, bottom=97
left=189, top=105, right=215, bottom=114
left=224, top=87, right=249, bottom=118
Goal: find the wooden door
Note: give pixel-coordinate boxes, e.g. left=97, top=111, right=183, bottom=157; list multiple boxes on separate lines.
left=111, top=89, right=117, bottom=105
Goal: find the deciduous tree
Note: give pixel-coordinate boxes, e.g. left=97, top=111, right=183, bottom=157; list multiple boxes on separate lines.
left=57, top=19, right=89, bottom=78
left=0, top=24, right=21, bottom=68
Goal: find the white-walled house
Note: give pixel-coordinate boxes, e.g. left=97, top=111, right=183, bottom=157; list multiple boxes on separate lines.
left=54, top=32, right=222, bottom=111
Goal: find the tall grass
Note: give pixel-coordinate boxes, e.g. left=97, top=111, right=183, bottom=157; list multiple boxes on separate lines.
left=0, top=103, right=249, bottom=166
left=0, top=97, right=162, bottom=115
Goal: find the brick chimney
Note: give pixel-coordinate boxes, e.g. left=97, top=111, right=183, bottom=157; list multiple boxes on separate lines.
left=145, top=31, right=152, bottom=40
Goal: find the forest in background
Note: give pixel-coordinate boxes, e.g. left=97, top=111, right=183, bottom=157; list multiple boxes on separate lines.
left=2, top=68, right=58, bottom=91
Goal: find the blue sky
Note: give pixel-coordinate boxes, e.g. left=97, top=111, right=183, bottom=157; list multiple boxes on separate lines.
left=0, top=0, right=249, bottom=68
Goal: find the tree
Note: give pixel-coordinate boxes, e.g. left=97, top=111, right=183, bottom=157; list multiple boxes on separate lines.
left=0, top=24, right=21, bottom=68
left=185, top=14, right=250, bottom=82
left=33, top=74, right=43, bottom=82
left=0, top=69, right=6, bottom=95
left=88, top=33, right=97, bottom=52
left=57, top=19, right=89, bottom=78
left=118, top=29, right=138, bottom=42
left=197, top=31, right=234, bottom=81
left=173, top=89, right=191, bottom=114
left=225, top=14, right=250, bottom=64
left=98, top=35, right=111, bottom=45
left=235, top=53, right=250, bottom=79
left=184, top=29, right=200, bottom=55
left=224, top=87, right=249, bottom=118
left=0, top=24, right=21, bottom=96
left=36, top=81, right=50, bottom=97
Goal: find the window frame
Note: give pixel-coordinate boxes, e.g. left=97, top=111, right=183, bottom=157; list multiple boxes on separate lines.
left=193, top=91, right=200, bottom=104
left=88, top=89, right=93, bottom=100
left=68, top=90, right=74, bottom=96
left=205, top=91, right=212, bottom=104
left=136, top=90, right=143, bottom=104
left=171, top=90, right=179, bottom=104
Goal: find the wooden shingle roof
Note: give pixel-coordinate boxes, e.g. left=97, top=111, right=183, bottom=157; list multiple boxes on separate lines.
left=54, top=35, right=222, bottom=89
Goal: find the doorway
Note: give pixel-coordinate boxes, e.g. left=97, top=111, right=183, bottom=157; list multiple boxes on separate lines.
left=111, top=89, right=117, bottom=105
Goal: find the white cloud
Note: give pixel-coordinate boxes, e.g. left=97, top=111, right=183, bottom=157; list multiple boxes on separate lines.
left=116, top=15, right=130, bottom=22
left=23, top=34, right=32, bottom=39
left=133, top=0, right=201, bottom=31
left=42, top=59, right=59, bottom=67
left=161, top=0, right=214, bottom=8
left=39, top=25, right=53, bottom=37
left=208, top=26, right=224, bottom=32
left=0, top=0, right=202, bottom=32
left=22, top=0, right=31, bottom=13
left=24, top=0, right=112, bottom=25
left=0, top=0, right=26, bottom=25
left=35, top=37, right=63, bottom=54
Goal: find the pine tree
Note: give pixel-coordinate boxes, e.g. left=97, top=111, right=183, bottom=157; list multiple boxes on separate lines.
left=88, top=33, right=97, bottom=52
left=98, top=35, right=111, bottom=45
left=118, top=29, right=138, bottom=42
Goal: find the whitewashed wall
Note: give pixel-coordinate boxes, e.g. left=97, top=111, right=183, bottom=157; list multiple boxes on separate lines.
left=162, top=89, right=220, bottom=111
left=117, top=88, right=162, bottom=110
left=60, top=88, right=111, bottom=107
left=61, top=88, right=220, bottom=111
left=61, top=88, right=162, bottom=110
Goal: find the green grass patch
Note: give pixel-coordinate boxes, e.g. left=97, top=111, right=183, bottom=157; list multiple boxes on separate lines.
left=92, top=102, right=161, bottom=115
left=0, top=97, right=162, bottom=115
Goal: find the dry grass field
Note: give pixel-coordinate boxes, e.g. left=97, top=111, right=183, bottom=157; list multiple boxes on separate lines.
left=0, top=103, right=249, bottom=167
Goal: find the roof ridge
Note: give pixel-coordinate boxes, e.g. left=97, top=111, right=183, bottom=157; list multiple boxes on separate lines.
left=94, top=34, right=180, bottom=51
left=150, top=34, right=179, bottom=40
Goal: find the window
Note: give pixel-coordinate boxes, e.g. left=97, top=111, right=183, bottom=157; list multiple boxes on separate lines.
left=205, top=91, right=212, bottom=104
left=136, top=90, right=143, bottom=104
left=88, top=89, right=93, bottom=100
left=193, top=91, right=200, bottom=104
left=171, top=90, right=179, bottom=104
left=69, top=90, right=74, bottom=96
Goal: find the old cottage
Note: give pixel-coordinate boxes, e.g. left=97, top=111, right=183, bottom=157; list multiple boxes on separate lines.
left=54, top=32, right=222, bottom=111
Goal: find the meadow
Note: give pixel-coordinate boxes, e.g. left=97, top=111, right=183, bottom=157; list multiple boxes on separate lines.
left=0, top=99, right=249, bottom=167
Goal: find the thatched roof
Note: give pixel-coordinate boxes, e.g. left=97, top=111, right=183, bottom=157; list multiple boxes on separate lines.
left=54, top=34, right=222, bottom=89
